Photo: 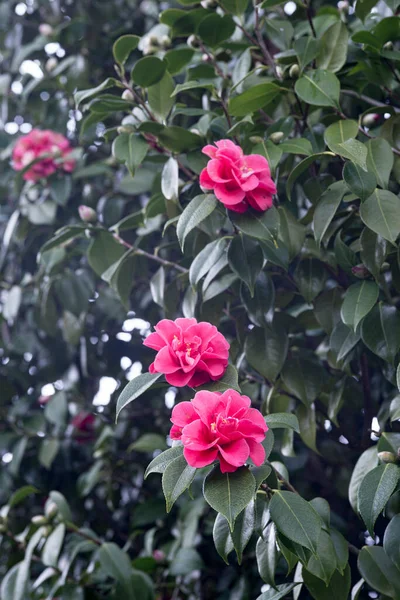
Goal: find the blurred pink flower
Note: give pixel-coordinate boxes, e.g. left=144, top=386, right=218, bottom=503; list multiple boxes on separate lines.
left=12, top=129, right=75, bottom=182
left=170, top=389, right=268, bottom=473
left=143, top=318, right=230, bottom=387
left=199, top=139, right=276, bottom=213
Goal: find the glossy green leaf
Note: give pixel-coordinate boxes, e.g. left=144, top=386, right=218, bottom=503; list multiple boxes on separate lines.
left=113, top=35, right=140, bottom=66
left=295, top=69, right=340, bottom=108
left=197, top=14, right=236, bottom=47
left=230, top=207, right=280, bottom=243
left=360, top=189, right=400, bottom=243
left=366, top=138, right=394, bottom=190
left=256, top=523, right=279, bottom=585
left=358, top=546, right=400, bottom=598
left=131, top=57, right=167, bottom=87
left=358, top=463, right=400, bottom=535
left=361, top=302, right=400, bottom=364
left=256, top=583, right=300, bottom=600
left=342, top=279, right=379, bottom=330
left=177, top=194, right=217, bottom=250
left=213, top=513, right=234, bottom=564
left=269, top=491, right=322, bottom=553
left=229, top=83, right=282, bottom=117
left=42, top=523, right=65, bottom=567
left=116, top=373, right=163, bottom=421
left=383, top=514, right=400, bottom=569
left=313, top=180, right=347, bottom=245
left=281, top=356, right=325, bottom=406
left=162, top=454, right=197, bottom=512
left=228, top=235, right=263, bottom=296
left=265, top=413, right=300, bottom=433
left=148, top=72, right=175, bottom=119
left=144, top=446, right=184, bottom=478
left=286, top=152, right=335, bottom=201
left=316, top=22, right=348, bottom=73
left=231, top=499, right=255, bottom=564
left=343, top=162, right=376, bottom=202
left=303, top=565, right=351, bottom=600
left=203, top=466, right=256, bottom=529
left=294, top=258, right=327, bottom=303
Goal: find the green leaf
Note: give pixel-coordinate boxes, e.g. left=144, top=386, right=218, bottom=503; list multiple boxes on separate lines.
left=295, top=69, right=340, bottom=108
left=39, top=438, right=60, bottom=469
left=131, top=57, right=167, bottom=87
left=228, top=235, right=263, bottom=296
left=231, top=499, right=255, bottom=563
left=390, top=396, right=400, bottom=422
left=313, top=180, right=347, bottom=245
left=197, top=364, right=241, bottom=393
left=241, top=272, right=275, bottom=327
left=245, top=323, right=289, bottom=382
left=256, top=583, right=300, bottom=600
left=14, top=527, right=46, bottom=600
left=348, top=446, right=379, bottom=513
left=383, top=514, right=400, bottom=570
left=113, top=35, right=140, bottom=66
left=203, top=466, right=256, bottom=529
left=330, top=528, right=349, bottom=574
left=281, top=357, right=325, bottom=406
left=220, top=0, right=249, bottom=14
left=294, top=36, right=319, bottom=72
left=361, top=302, right=400, bottom=364
left=157, top=125, right=202, bottom=152
left=343, top=162, right=377, bottom=202
left=162, top=454, right=197, bottom=512
left=356, top=0, right=379, bottom=21
left=165, top=48, right=194, bottom=75
left=366, top=138, right=394, bottom=190
left=129, top=433, right=167, bottom=453
left=190, top=239, right=228, bottom=287
left=148, top=72, right=175, bottom=120
left=256, top=523, right=279, bottom=586
left=316, top=22, right=348, bottom=73
left=294, top=258, right=326, bottom=303
left=197, top=14, right=236, bottom=47
left=171, top=80, right=215, bottom=96
left=358, top=463, right=400, bottom=535
left=98, top=543, right=135, bottom=600
left=306, top=530, right=337, bottom=584
left=340, top=280, right=379, bottom=331
left=358, top=546, right=400, bottom=598
left=279, top=138, right=313, bottom=156
left=177, top=194, right=217, bottom=250
left=213, top=513, right=234, bottom=564
left=144, top=445, right=184, bottom=478
left=265, top=413, right=300, bottom=433
left=314, top=288, right=342, bottom=335
left=161, top=157, right=179, bottom=201
left=8, top=486, right=39, bottom=510
left=334, top=231, right=358, bottom=274
left=49, top=491, right=73, bottom=522
left=229, top=83, right=282, bottom=117
left=203, top=273, right=238, bottom=302
left=297, top=404, right=318, bottom=454
left=232, top=48, right=252, bottom=94
left=303, top=565, right=351, bottom=600
left=360, top=189, right=400, bottom=243
left=230, top=206, right=280, bottom=243
left=269, top=491, right=323, bottom=553
left=112, top=133, right=148, bottom=175
left=286, top=152, right=335, bottom=201
left=74, top=77, right=118, bottom=107
left=88, top=231, right=126, bottom=278
left=169, top=548, right=204, bottom=575
left=42, top=523, right=65, bottom=568
left=115, top=373, right=163, bottom=421
left=330, top=321, right=360, bottom=361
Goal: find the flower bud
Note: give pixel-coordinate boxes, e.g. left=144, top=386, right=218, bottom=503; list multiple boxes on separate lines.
left=153, top=549, right=166, bottom=562
left=78, top=205, right=97, bottom=223
left=362, top=113, right=379, bottom=128
left=32, top=515, right=48, bottom=525
left=149, top=35, right=160, bottom=46
left=161, top=35, right=171, bottom=48
left=39, top=23, right=54, bottom=36
left=117, top=125, right=134, bottom=134
left=378, top=451, right=398, bottom=464
left=289, top=64, right=300, bottom=79
left=93, top=449, right=104, bottom=459
left=187, top=34, right=200, bottom=49
left=45, top=57, right=58, bottom=72
left=249, top=136, right=264, bottom=144
left=122, top=89, right=134, bottom=102
left=275, top=66, right=284, bottom=79
left=337, top=0, right=349, bottom=11
left=269, top=131, right=284, bottom=144
left=351, top=264, right=371, bottom=279
left=45, top=502, right=58, bottom=519
left=200, top=0, right=218, bottom=7
left=38, top=394, right=51, bottom=405
left=384, top=41, right=393, bottom=51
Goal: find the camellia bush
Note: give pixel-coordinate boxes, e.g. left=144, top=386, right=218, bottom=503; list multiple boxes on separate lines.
left=2, top=0, right=400, bottom=598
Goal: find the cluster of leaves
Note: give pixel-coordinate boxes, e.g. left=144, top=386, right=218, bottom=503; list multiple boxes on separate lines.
left=2, top=0, right=400, bottom=598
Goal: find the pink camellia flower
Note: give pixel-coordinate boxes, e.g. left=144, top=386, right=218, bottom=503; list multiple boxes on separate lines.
left=170, top=389, right=268, bottom=473
left=12, top=129, right=75, bottom=182
left=143, top=318, right=230, bottom=387
left=199, top=139, right=276, bottom=213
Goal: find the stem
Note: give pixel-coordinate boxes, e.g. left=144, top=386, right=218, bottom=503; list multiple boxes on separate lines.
left=341, top=89, right=400, bottom=112
left=113, top=234, right=188, bottom=274
left=360, top=353, right=374, bottom=449
left=254, top=6, right=279, bottom=79
left=303, top=0, right=317, bottom=38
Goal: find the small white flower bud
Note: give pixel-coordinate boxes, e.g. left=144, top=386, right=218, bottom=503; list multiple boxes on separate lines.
left=122, top=89, right=134, bottom=102
left=39, top=24, right=54, bottom=36
left=45, top=57, right=58, bottom=72
left=78, top=205, right=97, bottom=223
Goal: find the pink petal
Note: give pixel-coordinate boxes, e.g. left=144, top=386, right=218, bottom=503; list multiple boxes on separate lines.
left=186, top=370, right=213, bottom=387
left=191, top=391, right=223, bottom=426
left=214, top=183, right=245, bottom=206
left=171, top=401, right=198, bottom=428
left=181, top=419, right=218, bottom=450
left=154, top=319, right=180, bottom=343
left=246, top=189, right=274, bottom=212
left=233, top=172, right=260, bottom=192
left=226, top=200, right=248, bottom=213
left=153, top=346, right=180, bottom=374
left=184, top=446, right=218, bottom=468
left=200, top=168, right=215, bottom=189
left=247, top=439, right=265, bottom=466
left=165, top=370, right=194, bottom=387
left=245, top=154, right=271, bottom=174
left=237, top=419, right=267, bottom=442
left=218, top=438, right=250, bottom=467
left=221, top=390, right=250, bottom=417
left=207, top=159, right=232, bottom=183
left=242, top=408, right=268, bottom=432
left=175, top=317, right=198, bottom=332
left=202, top=144, right=218, bottom=159
left=143, top=331, right=166, bottom=351
left=219, top=456, right=238, bottom=473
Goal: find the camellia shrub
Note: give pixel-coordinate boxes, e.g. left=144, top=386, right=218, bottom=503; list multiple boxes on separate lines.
left=2, top=0, right=400, bottom=598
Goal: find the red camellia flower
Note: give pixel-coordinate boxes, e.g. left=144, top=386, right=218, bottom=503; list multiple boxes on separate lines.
left=143, top=318, right=230, bottom=387
left=170, top=389, right=268, bottom=473
left=12, top=129, right=75, bottom=182
left=199, top=139, right=276, bottom=213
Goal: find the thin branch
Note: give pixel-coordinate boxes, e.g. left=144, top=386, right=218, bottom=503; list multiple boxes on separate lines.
left=113, top=234, right=188, bottom=274
left=303, top=0, right=317, bottom=38
left=341, top=89, right=400, bottom=112
left=360, top=353, right=374, bottom=450
left=254, top=6, right=279, bottom=79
